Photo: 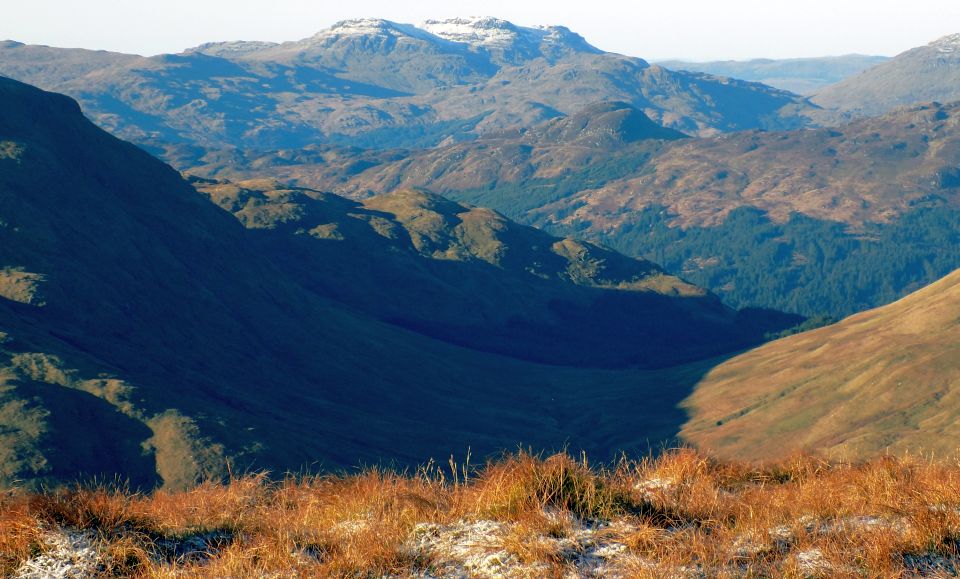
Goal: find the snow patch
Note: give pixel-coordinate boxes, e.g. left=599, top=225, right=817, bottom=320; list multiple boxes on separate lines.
left=408, top=520, right=534, bottom=578
left=930, top=33, right=960, bottom=54
left=421, top=17, right=595, bottom=52
left=421, top=17, right=524, bottom=48
left=312, top=19, right=435, bottom=42
left=405, top=516, right=641, bottom=577
left=15, top=529, right=101, bottom=579
left=634, top=476, right=675, bottom=500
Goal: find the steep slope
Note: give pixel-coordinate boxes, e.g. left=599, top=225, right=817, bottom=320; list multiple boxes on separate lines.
left=659, top=55, right=889, bottom=95
left=0, top=18, right=815, bottom=153
left=813, top=34, right=960, bottom=115
left=192, top=179, right=788, bottom=367
left=681, top=268, right=960, bottom=461
left=0, top=77, right=791, bottom=490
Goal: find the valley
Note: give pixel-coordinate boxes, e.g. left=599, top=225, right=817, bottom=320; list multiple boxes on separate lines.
left=3, top=8, right=960, bottom=575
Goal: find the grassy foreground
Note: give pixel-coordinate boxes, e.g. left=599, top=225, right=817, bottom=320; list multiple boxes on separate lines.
left=4, top=449, right=960, bottom=577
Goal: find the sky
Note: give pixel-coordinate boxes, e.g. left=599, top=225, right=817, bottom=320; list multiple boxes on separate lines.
left=4, top=0, right=960, bottom=61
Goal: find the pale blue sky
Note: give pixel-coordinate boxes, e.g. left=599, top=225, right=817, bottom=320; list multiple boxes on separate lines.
left=4, top=0, right=959, bottom=60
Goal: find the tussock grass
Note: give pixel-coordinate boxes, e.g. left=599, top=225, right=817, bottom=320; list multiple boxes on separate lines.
left=5, top=449, right=960, bottom=576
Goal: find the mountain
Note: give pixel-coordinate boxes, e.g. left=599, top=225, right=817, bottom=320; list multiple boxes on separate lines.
left=813, top=34, right=960, bottom=115
left=180, top=101, right=686, bottom=214
left=0, top=17, right=815, bottom=154
left=190, top=178, right=786, bottom=368
left=681, top=268, right=960, bottom=461
left=297, top=99, right=960, bottom=319
left=658, top=55, right=889, bottom=95
left=0, top=77, right=793, bottom=490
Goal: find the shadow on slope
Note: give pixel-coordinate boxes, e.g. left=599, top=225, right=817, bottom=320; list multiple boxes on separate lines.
left=0, top=76, right=757, bottom=491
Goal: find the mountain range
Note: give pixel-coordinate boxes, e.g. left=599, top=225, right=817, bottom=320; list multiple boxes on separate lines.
left=657, top=54, right=889, bottom=95
left=0, top=17, right=814, bottom=155
left=198, top=98, right=960, bottom=319
left=0, top=76, right=796, bottom=489
left=3, top=19, right=960, bottom=490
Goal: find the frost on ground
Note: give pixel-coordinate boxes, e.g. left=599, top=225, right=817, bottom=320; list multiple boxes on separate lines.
left=13, top=527, right=234, bottom=577
left=634, top=477, right=675, bottom=501
left=13, top=511, right=960, bottom=577
left=405, top=515, right=641, bottom=578
left=14, top=529, right=100, bottom=579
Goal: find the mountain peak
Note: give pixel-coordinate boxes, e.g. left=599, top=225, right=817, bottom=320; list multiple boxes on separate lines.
left=420, top=16, right=521, bottom=48
left=314, top=18, right=431, bottom=40
left=420, top=16, right=600, bottom=54
left=929, top=32, right=960, bottom=54
left=530, top=101, right=686, bottom=146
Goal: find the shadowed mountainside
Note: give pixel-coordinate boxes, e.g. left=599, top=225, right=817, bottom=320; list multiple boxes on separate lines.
left=277, top=100, right=960, bottom=318
left=191, top=178, right=793, bottom=367
left=681, top=268, right=960, bottom=461
left=0, top=76, right=795, bottom=490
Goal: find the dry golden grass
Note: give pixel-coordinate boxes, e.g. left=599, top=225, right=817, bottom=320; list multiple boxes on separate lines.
left=5, top=449, right=960, bottom=577
left=683, top=268, right=960, bottom=462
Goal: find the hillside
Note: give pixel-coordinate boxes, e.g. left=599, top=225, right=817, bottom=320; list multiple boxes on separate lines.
left=0, top=18, right=815, bottom=154
left=182, top=101, right=685, bottom=215
left=190, top=178, right=785, bottom=367
left=682, top=268, right=960, bottom=461
left=813, top=33, right=960, bottom=115
left=301, top=100, right=960, bottom=318
left=0, top=76, right=796, bottom=490
left=658, top=54, right=889, bottom=95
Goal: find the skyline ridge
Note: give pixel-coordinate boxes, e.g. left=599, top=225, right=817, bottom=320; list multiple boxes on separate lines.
left=5, top=1, right=960, bottom=60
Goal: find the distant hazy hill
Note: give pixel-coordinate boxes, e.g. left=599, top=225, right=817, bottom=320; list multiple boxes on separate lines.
left=0, top=77, right=792, bottom=489
left=280, top=100, right=960, bottom=318
left=0, top=17, right=814, bottom=153
left=682, top=268, right=960, bottom=460
left=813, top=34, right=960, bottom=115
left=658, top=55, right=888, bottom=95
left=181, top=101, right=686, bottom=210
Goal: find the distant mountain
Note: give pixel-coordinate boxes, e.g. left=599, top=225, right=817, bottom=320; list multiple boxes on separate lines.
left=179, top=101, right=685, bottom=208
left=813, top=34, right=960, bottom=115
left=0, top=77, right=791, bottom=489
left=658, top=55, right=889, bottom=95
left=273, top=100, right=960, bottom=319
left=0, top=17, right=815, bottom=153
left=681, top=268, right=960, bottom=461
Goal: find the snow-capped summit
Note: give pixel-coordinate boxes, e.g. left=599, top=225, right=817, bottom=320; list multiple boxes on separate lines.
left=420, top=17, right=600, bottom=57
left=929, top=33, right=960, bottom=54
left=312, top=19, right=435, bottom=41
left=421, top=17, right=523, bottom=48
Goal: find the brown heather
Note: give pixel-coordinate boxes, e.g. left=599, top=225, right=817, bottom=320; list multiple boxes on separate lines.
left=4, top=449, right=960, bottom=577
